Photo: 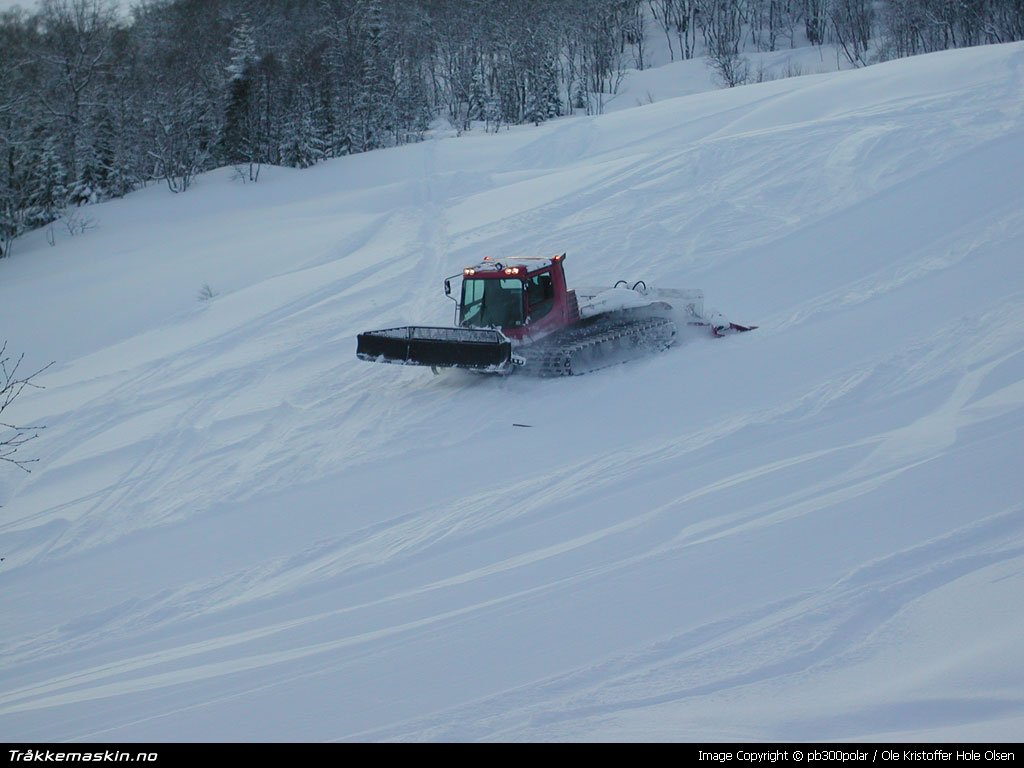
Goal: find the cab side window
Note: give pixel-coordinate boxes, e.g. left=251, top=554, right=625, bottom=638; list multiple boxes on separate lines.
left=528, top=273, right=554, bottom=320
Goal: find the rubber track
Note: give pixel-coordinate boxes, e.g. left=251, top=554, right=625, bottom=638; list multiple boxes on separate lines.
left=520, top=316, right=676, bottom=377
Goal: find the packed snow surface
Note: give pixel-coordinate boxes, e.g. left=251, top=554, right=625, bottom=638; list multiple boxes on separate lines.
left=2, top=44, right=1024, bottom=741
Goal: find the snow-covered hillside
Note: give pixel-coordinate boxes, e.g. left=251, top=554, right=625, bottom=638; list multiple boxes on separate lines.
left=2, top=43, right=1024, bottom=741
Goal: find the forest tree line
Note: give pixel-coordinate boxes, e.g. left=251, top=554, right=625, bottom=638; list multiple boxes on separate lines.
left=0, top=0, right=1021, bottom=257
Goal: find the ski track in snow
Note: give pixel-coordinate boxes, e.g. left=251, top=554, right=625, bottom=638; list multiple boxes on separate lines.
left=1, top=44, right=1024, bottom=741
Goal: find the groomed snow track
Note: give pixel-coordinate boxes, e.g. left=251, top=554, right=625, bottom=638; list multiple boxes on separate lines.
left=1, top=43, right=1024, bottom=742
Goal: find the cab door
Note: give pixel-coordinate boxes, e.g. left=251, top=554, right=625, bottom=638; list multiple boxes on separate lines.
left=523, top=268, right=565, bottom=338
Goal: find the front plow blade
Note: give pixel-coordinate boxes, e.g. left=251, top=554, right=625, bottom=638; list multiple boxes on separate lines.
left=356, top=326, right=512, bottom=371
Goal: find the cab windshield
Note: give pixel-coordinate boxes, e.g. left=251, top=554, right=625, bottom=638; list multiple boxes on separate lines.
left=460, top=278, right=524, bottom=328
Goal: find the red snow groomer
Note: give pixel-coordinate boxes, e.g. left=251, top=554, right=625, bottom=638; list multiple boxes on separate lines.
left=356, top=253, right=754, bottom=377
